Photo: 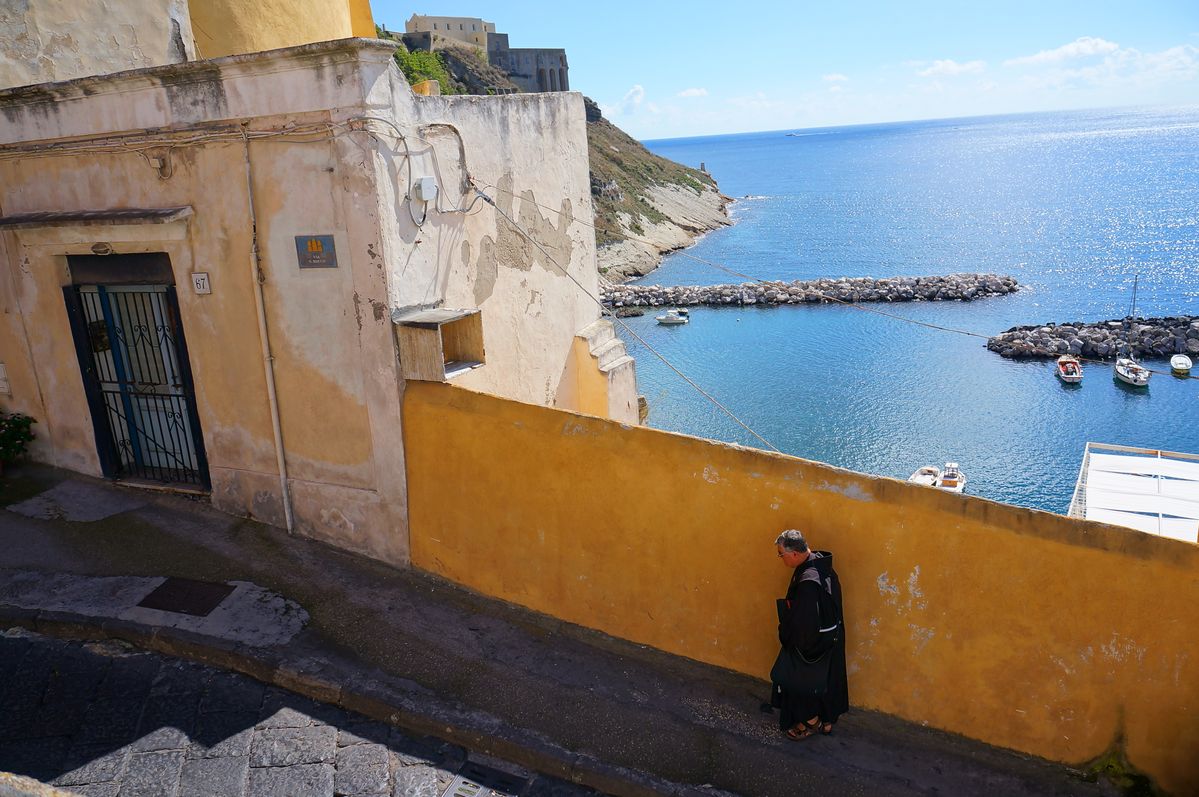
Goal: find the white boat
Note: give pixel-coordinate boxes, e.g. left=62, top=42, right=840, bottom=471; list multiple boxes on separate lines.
left=655, top=310, right=688, bottom=326
left=1055, top=355, right=1083, bottom=384
left=908, top=463, right=966, bottom=493
left=938, top=462, right=966, bottom=493
left=908, top=465, right=940, bottom=487
left=1171, top=354, right=1193, bottom=375
left=672, top=307, right=690, bottom=317
left=1114, top=357, right=1150, bottom=387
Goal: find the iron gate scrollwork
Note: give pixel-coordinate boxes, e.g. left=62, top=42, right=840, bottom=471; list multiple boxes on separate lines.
left=64, top=284, right=209, bottom=488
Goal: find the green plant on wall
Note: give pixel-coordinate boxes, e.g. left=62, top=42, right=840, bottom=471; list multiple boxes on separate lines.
left=393, top=47, right=462, bottom=95
left=0, top=412, right=36, bottom=466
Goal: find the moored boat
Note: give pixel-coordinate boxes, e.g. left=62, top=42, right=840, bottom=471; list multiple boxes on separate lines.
left=908, top=465, right=940, bottom=487
left=1114, top=356, right=1150, bottom=387
left=1171, top=354, right=1193, bottom=375
left=938, top=462, right=966, bottom=493
left=908, top=463, right=966, bottom=493
left=1055, top=355, right=1083, bottom=384
left=655, top=309, right=688, bottom=326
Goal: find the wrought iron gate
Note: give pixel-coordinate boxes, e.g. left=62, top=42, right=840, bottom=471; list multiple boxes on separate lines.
left=64, top=284, right=209, bottom=488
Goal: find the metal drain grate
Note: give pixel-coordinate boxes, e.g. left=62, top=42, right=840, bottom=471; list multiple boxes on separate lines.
left=137, top=577, right=235, bottom=617
left=440, top=761, right=529, bottom=797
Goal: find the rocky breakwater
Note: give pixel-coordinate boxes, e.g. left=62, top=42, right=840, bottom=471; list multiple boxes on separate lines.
left=987, top=316, right=1199, bottom=360
left=602, top=273, right=1018, bottom=308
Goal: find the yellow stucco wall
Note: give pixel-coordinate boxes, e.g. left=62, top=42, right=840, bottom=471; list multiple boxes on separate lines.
left=402, top=381, right=1199, bottom=795
left=188, top=0, right=376, bottom=59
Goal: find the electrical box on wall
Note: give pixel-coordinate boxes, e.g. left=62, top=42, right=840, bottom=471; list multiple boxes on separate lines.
left=0, top=362, right=9, bottom=395
left=413, top=176, right=438, bottom=204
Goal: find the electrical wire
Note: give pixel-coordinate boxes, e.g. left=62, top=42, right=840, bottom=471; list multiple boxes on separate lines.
left=475, top=189, right=782, bottom=453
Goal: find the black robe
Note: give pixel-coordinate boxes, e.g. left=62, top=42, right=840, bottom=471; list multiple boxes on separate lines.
left=775, top=550, right=849, bottom=730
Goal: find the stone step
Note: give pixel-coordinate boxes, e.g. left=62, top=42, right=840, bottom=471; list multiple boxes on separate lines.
left=598, top=353, right=635, bottom=375
left=592, top=337, right=627, bottom=370
left=576, top=319, right=614, bottom=350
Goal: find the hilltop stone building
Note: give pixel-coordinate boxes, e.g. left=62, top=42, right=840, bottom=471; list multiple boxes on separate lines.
left=403, top=14, right=569, bottom=92
left=402, top=14, right=494, bottom=48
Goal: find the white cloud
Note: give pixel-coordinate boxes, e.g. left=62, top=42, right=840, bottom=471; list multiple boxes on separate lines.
left=602, top=84, right=646, bottom=117
left=918, top=59, right=986, bottom=77
left=822, top=73, right=849, bottom=83
left=828, top=85, right=843, bottom=93
left=1017, top=44, right=1198, bottom=91
left=677, top=87, right=708, bottom=97
left=1004, top=37, right=1119, bottom=67
left=728, top=91, right=786, bottom=112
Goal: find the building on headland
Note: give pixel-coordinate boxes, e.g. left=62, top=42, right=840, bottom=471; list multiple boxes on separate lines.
left=402, top=15, right=494, bottom=48
left=487, top=34, right=569, bottom=93
left=1, top=3, right=1198, bottom=794
left=0, top=0, right=638, bottom=566
left=403, top=14, right=569, bottom=93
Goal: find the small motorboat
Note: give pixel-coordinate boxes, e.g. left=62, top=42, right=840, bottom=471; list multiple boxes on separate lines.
left=938, top=462, right=966, bottom=493
left=1055, top=355, right=1083, bottom=384
left=1171, top=354, right=1193, bottom=375
left=908, top=463, right=966, bottom=493
left=1114, top=356, right=1150, bottom=387
left=908, top=465, right=940, bottom=487
left=655, top=309, right=688, bottom=326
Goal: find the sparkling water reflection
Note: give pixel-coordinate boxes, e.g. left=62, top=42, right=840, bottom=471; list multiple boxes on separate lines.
left=626, top=107, right=1199, bottom=513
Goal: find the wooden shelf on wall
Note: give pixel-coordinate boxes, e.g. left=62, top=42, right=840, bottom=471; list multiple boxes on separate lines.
left=393, top=308, right=485, bottom=382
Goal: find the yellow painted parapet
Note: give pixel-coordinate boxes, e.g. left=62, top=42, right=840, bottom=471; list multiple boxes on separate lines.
left=189, top=0, right=377, bottom=59
left=402, top=381, right=1199, bottom=795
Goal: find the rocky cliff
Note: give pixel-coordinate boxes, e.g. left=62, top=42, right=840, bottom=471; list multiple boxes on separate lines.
left=584, top=98, right=731, bottom=282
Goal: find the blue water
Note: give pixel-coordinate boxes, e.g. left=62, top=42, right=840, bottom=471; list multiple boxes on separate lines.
left=626, top=106, right=1199, bottom=513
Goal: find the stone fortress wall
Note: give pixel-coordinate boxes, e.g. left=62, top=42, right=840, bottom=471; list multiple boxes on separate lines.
left=404, top=14, right=569, bottom=93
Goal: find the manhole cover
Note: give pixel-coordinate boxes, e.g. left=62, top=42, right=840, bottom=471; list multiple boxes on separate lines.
left=137, top=577, right=235, bottom=617
left=440, top=761, right=529, bottom=797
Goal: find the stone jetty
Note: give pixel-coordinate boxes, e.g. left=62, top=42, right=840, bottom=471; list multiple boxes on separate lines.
left=987, top=316, right=1199, bottom=360
left=601, top=273, right=1018, bottom=308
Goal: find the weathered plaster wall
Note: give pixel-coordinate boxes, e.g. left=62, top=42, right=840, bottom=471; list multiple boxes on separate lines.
left=0, top=0, right=196, bottom=90
left=403, top=381, right=1199, bottom=796
left=188, top=0, right=375, bottom=59
left=1, top=39, right=635, bottom=562
left=377, top=79, right=611, bottom=409
left=0, top=42, right=408, bottom=564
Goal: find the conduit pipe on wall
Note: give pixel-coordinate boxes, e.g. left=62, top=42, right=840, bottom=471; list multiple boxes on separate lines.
left=241, top=125, right=294, bottom=533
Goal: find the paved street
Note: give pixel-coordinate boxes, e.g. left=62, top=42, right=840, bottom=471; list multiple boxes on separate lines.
left=0, top=629, right=595, bottom=797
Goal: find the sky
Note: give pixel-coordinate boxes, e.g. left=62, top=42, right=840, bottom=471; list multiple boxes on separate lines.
left=371, top=1, right=1199, bottom=140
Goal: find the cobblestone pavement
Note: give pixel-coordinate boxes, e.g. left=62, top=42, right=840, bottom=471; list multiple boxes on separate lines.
left=0, top=629, right=598, bottom=797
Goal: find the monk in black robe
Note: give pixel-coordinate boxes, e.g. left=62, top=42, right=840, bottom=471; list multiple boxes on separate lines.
left=773, top=528, right=848, bottom=739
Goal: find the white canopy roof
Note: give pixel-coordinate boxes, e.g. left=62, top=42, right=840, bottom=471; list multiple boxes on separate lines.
left=1070, top=444, right=1199, bottom=543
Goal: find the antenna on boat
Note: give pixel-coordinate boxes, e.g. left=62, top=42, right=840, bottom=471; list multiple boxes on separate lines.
left=1128, top=272, right=1139, bottom=319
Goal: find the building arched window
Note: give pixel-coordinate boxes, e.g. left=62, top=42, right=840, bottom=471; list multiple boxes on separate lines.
left=549, top=69, right=558, bottom=91
left=559, top=68, right=567, bottom=91
left=538, top=68, right=547, bottom=92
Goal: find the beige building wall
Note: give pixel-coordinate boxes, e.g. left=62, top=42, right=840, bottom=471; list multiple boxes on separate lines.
left=0, top=0, right=196, bottom=89
left=0, top=39, right=637, bottom=566
left=404, top=15, right=493, bottom=48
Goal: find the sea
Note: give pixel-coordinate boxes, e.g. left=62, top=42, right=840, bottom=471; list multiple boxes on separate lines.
left=627, top=106, right=1199, bottom=514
